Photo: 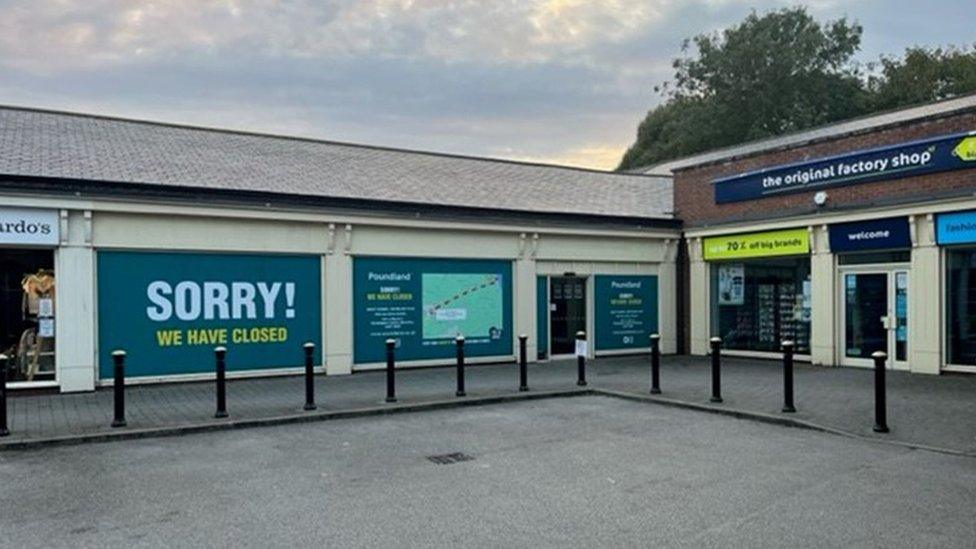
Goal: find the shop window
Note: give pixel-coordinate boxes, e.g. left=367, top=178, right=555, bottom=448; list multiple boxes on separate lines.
left=946, top=249, right=976, bottom=365
left=1, top=249, right=55, bottom=383
left=710, top=258, right=811, bottom=354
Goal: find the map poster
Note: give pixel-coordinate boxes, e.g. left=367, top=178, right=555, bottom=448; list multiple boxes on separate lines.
left=353, top=257, right=513, bottom=364
left=594, top=275, right=658, bottom=352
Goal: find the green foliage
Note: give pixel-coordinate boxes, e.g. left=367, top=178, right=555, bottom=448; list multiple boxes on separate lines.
left=868, top=45, right=976, bottom=110
left=617, top=8, right=976, bottom=172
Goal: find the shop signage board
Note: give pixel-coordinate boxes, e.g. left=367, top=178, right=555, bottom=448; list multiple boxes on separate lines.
left=714, top=131, right=976, bottom=204
left=828, top=217, right=911, bottom=252
left=97, top=251, right=322, bottom=378
left=353, top=257, right=513, bottom=364
left=0, top=207, right=59, bottom=245
left=594, top=275, right=658, bottom=351
left=703, top=228, right=809, bottom=261
left=936, top=210, right=976, bottom=245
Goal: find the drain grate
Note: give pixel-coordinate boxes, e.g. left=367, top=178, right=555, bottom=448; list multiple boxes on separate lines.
left=427, top=452, right=474, bottom=465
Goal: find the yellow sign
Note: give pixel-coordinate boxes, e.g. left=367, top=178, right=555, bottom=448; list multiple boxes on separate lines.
left=703, top=228, right=809, bottom=261
left=954, top=136, right=976, bottom=161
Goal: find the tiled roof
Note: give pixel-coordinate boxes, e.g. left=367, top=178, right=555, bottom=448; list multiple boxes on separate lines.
left=0, top=106, right=673, bottom=220
left=642, top=93, right=976, bottom=174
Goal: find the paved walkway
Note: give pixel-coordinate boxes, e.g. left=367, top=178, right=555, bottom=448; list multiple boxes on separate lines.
left=3, top=355, right=975, bottom=453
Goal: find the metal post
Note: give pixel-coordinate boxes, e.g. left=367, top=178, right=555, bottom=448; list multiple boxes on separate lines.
left=709, top=337, right=722, bottom=403
left=649, top=333, right=661, bottom=395
left=576, top=331, right=587, bottom=387
left=455, top=335, right=466, bottom=397
left=111, top=350, right=127, bottom=427
left=518, top=334, right=529, bottom=392
left=214, top=346, right=228, bottom=418
left=0, top=354, right=9, bottom=437
left=872, top=351, right=889, bottom=433
left=385, top=339, right=397, bottom=403
left=781, top=340, right=796, bottom=413
left=303, top=342, right=316, bottom=411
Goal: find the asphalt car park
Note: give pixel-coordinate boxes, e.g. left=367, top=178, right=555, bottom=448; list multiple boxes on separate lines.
left=2, top=395, right=974, bottom=548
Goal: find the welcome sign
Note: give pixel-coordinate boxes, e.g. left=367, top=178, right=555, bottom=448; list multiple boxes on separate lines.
left=97, top=251, right=321, bottom=378
left=714, top=131, right=976, bottom=203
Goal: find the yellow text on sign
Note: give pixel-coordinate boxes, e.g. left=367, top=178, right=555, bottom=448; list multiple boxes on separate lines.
left=703, top=228, right=810, bottom=261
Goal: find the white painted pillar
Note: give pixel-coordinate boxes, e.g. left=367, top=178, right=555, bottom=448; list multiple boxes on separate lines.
left=514, top=239, right=538, bottom=362
left=909, top=215, right=941, bottom=374
left=809, top=225, right=835, bottom=366
left=688, top=238, right=709, bottom=355
left=658, top=239, right=678, bottom=354
left=56, top=210, right=96, bottom=392
left=324, top=224, right=353, bottom=375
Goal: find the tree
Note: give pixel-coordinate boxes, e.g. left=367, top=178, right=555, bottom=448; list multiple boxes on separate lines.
left=867, top=45, right=976, bottom=111
left=618, top=7, right=866, bottom=171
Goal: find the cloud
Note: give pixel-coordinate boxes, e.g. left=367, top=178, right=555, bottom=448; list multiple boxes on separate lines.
left=0, top=0, right=684, bottom=73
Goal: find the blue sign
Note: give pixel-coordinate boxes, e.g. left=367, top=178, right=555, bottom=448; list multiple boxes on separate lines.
left=937, top=210, right=976, bottom=245
left=829, top=217, right=911, bottom=252
left=353, top=257, right=513, bottom=364
left=594, top=275, right=658, bottom=351
left=97, top=251, right=322, bottom=379
left=714, top=131, right=976, bottom=203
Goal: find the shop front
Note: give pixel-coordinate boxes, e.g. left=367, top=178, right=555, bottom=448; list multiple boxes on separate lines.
left=830, top=218, right=912, bottom=370
left=937, top=211, right=976, bottom=371
left=703, top=228, right=811, bottom=357
left=0, top=207, right=60, bottom=388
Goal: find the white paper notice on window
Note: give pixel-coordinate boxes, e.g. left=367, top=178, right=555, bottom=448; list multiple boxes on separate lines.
left=38, top=298, right=54, bottom=318
left=38, top=318, right=54, bottom=338
left=575, top=339, right=588, bottom=357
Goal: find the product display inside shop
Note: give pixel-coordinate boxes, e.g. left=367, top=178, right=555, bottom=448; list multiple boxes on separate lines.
left=1, top=249, right=56, bottom=383
left=710, top=258, right=811, bottom=354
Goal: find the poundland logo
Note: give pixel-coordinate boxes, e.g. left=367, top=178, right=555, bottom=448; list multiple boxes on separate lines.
left=0, top=207, right=59, bottom=245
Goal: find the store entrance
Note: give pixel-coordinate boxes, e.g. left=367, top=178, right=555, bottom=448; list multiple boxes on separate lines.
left=1, top=249, right=56, bottom=384
left=550, top=276, right=586, bottom=355
left=841, top=268, right=908, bottom=370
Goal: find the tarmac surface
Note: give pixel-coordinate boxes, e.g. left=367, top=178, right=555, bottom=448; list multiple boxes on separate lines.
left=1, top=396, right=974, bottom=548
left=4, top=354, right=976, bottom=454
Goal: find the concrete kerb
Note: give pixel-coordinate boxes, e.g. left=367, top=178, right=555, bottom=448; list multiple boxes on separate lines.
left=594, top=388, right=976, bottom=460
left=2, top=386, right=974, bottom=460
left=0, top=388, right=593, bottom=451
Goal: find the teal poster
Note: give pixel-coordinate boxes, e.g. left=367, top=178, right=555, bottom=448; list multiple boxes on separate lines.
left=97, top=251, right=321, bottom=378
left=594, top=275, right=658, bottom=351
left=353, top=257, right=513, bottom=363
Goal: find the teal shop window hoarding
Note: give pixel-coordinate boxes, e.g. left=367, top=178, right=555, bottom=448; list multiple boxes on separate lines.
left=97, top=251, right=322, bottom=378
left=353, top=257, right=513, bottom=364
left=536, top=276, right=548, bottom=358
left=594, top=275, right=658, bottom=351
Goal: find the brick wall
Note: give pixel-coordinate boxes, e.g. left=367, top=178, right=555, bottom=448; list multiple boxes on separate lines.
left=675, top=111, right=976, bottom=227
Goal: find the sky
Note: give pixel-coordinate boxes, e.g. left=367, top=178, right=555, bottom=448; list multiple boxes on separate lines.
left=0, top=1, right=973, bottom=170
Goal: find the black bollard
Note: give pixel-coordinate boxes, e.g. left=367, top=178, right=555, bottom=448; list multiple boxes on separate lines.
left=649, top=333, right=661, bottom=395
left=0, top=354, right=9, bottom=437
left=518, top=334, right=529, bottom=392
left=303, top=342, right=317, bottom=411
left=455, top=335, right=466, bottom=397
left=781, top=340, right=796, bottom=413
left=576, top=331, right=587, bottom=387
left=385, top=339, right=397, bottom=403
left=709, top=337, right=723, bottom=403
left=111, top=350, right=127, bottom=427
left=872, top=351, right=889, bottom=433
left=214, top=346, right=228, bottom=418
